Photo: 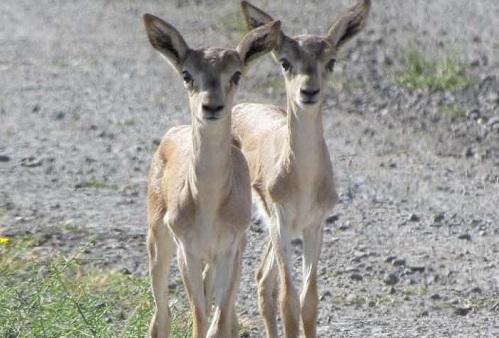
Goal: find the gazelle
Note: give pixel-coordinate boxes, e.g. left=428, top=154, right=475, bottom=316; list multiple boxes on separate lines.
left=233, top=1, right=371, bottom=337
left=143, top=14, right=281, bottom=338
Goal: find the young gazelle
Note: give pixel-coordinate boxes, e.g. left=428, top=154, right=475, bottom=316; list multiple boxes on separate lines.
left=233, top=1, right=370, bottom=337
left=143, top=14, right=280, bottom=338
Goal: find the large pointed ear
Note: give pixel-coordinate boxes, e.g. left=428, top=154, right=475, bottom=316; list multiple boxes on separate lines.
left=327, top=0, right=370, bottom=49
left=236, top=20, right=281, bottom=67
left=241, top=1, right=274, bottom=30
left=143, top=14, right=189, bottom=72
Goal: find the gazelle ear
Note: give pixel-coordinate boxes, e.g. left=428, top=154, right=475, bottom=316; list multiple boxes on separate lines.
left=237, top=20, right=281, bottom=67
left=327, top=0, right=370, bottom=49
left=143, top=14, right=189, bottom=72
left=241, top=1, right=274, bottom=30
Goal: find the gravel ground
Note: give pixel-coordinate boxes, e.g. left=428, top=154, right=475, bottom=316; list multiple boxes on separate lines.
left=1, top=0, right=498, bottom=337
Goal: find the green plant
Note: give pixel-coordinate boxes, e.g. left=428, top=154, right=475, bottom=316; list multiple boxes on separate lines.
left=439, top=104, right=466, bottom=119
left=220, top=5, right=247, bottom=35
left=0, top=237, right=190, bottom=337
left=396, top=49, right=471, bottom=91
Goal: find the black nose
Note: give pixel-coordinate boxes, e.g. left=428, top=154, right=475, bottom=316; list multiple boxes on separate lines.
left=202, top=105, right=224, bottom=114
left=300, top=88, right=320, bottom=97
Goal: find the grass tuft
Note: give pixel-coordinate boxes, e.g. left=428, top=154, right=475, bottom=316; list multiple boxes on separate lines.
left=220, top=6, right=247, bottom=35
left=0, top=237, right=190, bottom=338
left=396, top=50, right=471, bottom=91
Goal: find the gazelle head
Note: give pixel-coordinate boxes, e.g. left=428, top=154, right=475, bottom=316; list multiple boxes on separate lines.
left=241, top=0, right=370, bottom=111
left=144, top=14, right=281, bottom=123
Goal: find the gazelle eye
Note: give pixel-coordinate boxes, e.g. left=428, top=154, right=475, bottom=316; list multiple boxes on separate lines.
left=182, top=71, right=193, bottom=84
left=326, top=59, right=336, bottom=72
left=231, top=71, right=242, bottom=86
left=280, top=58, right=291, bottom=72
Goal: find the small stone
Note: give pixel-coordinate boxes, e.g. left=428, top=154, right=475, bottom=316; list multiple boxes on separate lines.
left=0, top=155, right=10, bottom=162
left=320, top=290, right=332, bottom=301
left=433, top=213, right=445, bottom=223
left=488, top=117, right=499, bottom=133
left=467, top=108, right=480, bottom=120
left=119, top=267, right=131, bottom=275
left=458, top=233, right=471, bottom=241
left=464, top=147, right=474, bottom=158
left=454, top=306, right=472, bottom=316
left=326, top=214, right=340, bottom=223
left=384, top=272, right=399, bottom=285
left=338, top=222, right=350, bottom=231
left=469, top=287, right=482, bottom=294
left=20, top=156, right=43, bottom=168
left=393, top=258, right=406, bottom=267
left=409, top=266, right=425, bottom=273
left=419, top=310, right=429, bottom=317
left=430, top=293, right=441, bottom=300
left=385, top=255, right=397, bottom=263
left=350, top=273, right=363, bottom=281
left=53, top=111, right=65, bottom=120
left=408, top=213, right=420, bottom=222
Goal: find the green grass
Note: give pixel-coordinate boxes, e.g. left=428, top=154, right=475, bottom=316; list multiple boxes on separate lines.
left=438, top=104, right=467, bottom=119
left=0, top=236, right=190, bottom=338
left=396, top=49, right=471, bottom=91
left=220, top=5, right=247, bottom=35
left=75, top=178, right=118, bottom=190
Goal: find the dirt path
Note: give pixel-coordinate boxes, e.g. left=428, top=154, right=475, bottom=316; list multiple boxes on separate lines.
left=1, top=1, right=498, bottom=337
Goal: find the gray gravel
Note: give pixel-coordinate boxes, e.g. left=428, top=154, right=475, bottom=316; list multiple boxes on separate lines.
left=1, top=0, right=498, bottom=337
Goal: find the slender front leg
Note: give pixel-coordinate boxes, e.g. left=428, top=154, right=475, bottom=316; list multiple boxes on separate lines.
left=256, top=239, right=278, bottom=338
left=203, top=264, right=214, bottom=316
left=270, top=205, right=300, bottom=338
left=301, top=224, right=324, bottom=338
left=207, top=236, right=246, bottom=338
left=148, top=217, right=175, bottom=338
left=177, top=246, right=207, bottom=338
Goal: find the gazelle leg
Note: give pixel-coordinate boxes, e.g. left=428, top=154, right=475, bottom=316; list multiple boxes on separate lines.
left=301, top=225, right=323, bottom=338
left=148, top=214, right=175, bottom=338
left=207, top=236, right=246, bottom=338
left=177, top=246, right=207, bottom=338
left=256, top=239, right=278, bottom=338
left=203, top=264, right=214, bottom=316
left=231, top=237, right=246, bottom=337
left=270, top=205, right=300, bottom=338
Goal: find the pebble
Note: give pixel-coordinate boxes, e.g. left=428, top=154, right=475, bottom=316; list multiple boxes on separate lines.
left=385, top=256, right=397, bottom=263
left=0, top=155, right=10, bottom=162
left=433, top=213, right=445, bottom=223
left=326, top=214, right=340, bottom=223
left=430, top=293, right=441, bottom=300
left=350, top=273, right=363, bottom=281
left=419, top=310, right=429, bottom=317
left=454, top=306, right=472, bottom=316
left=392, top=258, right=406, bottom=267
left=320, top=290, right=332, bottom=301
left=408, top=213, right=420, bottom=222
left=384, top=272, right=399, bottom=285
left=457, top=233, right=471, bottom=241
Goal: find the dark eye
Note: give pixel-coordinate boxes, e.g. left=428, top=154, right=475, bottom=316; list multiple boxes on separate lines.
left=182, top=70, right=193, bottom=84
left=231, top=71, right=242, bottom=86
left=326, top=59, right=336, bottom=72
left=280, top=58, right=291, bottom=72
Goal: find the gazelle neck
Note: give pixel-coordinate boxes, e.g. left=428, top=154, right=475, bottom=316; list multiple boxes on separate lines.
left=285, top=96, right=325, bottom=159
left=190, top=112, right=233, bottom=198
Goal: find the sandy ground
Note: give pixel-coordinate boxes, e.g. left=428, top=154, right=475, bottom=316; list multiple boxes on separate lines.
left=1, top=0, right=498, bottom=337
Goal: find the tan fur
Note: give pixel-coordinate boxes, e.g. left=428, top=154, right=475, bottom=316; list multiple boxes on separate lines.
left=235, top=1, right=370, bottom=337
left=143, top=14, right=281, bottom=338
